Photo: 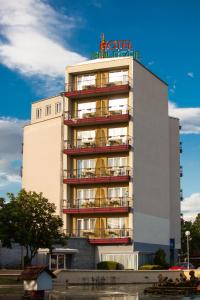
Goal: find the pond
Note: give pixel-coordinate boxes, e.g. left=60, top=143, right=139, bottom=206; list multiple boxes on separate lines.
left=1, top=285, right=200, bottom=300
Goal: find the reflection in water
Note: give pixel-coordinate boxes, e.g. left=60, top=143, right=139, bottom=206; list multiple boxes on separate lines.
left=0, top=285, right=200, bottom=300
left=47, top=285, right=200, bottom=300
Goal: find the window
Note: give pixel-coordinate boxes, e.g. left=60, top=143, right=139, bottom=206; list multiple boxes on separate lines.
left=108, top=127, right=127, bottom=144
left=77, top=130, right=95, bottom=147
left=108, top=187, right=128, bottom=199
left=77, top=218, right=96, bottom=230
left=109, top=98, right=128, bottom=114
left=108, top=157, right=127, bottom=167
left=77, top=189, right=95, bottom=206
left=55, top=102, right=61, bottom=114
left=36, top=108, right=42, bottom=119
left=45, top=105, right=51, bottom=116
left=107, top=217, right=125, bottom=229
left=77, top=159, right=95, bottom=177
left=77, top=74, right=96, bottom=90
left=109, top=70, right=128, bottom=84
left=77, top=101, right=96, bottom=118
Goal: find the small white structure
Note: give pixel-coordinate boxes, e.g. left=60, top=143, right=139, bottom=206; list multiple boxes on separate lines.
left=20, top=266, right=56, bottom=296
left=37, top=248, right=79, bottom=270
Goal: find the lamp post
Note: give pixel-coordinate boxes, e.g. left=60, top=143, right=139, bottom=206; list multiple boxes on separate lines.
left=185, top=231, right=190, bottom=269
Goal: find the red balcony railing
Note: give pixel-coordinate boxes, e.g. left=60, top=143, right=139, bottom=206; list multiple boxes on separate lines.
left=67, top=228, right=132, bottom=244
left=63, top=197, right=132, bottom=214
left=63, top=136, right=132, bottom=155
left=65, top=75, right=130, bottom=99
left=63, top=167, right=131, bottom=184
left=64, top=105, right=131, bottom=126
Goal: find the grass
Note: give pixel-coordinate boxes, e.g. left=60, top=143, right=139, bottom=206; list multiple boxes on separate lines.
left=0, top=277, right=22, bottom=285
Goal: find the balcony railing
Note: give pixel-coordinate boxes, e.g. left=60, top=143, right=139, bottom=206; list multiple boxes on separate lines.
left=64, top=167, right=131, bottom=179
left=63, top=167, right=131, bottom=184
left=64, top=136, right=132, bottom=155
left=63, top=197, right=132, bottom=209
left=65, top=75, right=130, bottom=98
left=64, top=105, right=131, bottom=120
left=68, top=228, right=132, bottom=239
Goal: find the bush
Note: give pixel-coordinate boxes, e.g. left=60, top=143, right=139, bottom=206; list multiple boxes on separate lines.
left=154, top=249, right=167, bottom=266
left=97, top=261, right=122, bottom=270
left=139, top=264, right=163, bottom=270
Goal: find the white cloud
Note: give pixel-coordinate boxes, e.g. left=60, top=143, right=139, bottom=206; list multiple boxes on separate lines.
left=187, top=72, right=194, bottom=78
left=147, top=61, right=154, bottom=67
left=169, top=102, right=200, bottom=134
left=0, top=0, right=86, bottom=79
left=0, top=117, right=27, bottom=188
left=181, top=193, right=200, bottom=221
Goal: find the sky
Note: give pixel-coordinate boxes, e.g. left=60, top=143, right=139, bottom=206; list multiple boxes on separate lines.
left=0, top=0, right=200, bottom=221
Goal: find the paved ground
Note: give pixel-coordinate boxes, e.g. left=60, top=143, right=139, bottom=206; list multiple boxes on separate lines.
left=0, top=270, right=22, bottom=276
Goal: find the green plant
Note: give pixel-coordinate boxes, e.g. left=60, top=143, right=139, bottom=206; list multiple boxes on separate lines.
left=154, top=249, right=167, bottom=267
left=139, top=264, right=163, bottom=270
left=97, top=261, right=121, bottom=270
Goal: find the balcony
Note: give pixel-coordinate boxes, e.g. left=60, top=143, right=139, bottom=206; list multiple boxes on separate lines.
left=64, top=105, right=131, bottom=126
left=63, top=197, right=132, bottom=214
left=63, top=136, right=132, bottom=156
left=65, top=75, right=130, bottom=99
left=63, top=167, right=131, bottom=185
left=69, top=228, right=132, bottom=245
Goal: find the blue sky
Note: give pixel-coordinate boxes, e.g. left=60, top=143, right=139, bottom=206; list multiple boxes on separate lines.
left=0, top=0, right=200, bottom=220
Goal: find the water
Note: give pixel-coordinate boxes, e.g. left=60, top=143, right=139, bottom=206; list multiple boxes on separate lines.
left=1, top=285, right=200, bottom=300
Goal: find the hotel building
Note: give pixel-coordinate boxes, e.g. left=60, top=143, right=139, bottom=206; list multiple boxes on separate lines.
left=22, top=56, right=181, bottom=269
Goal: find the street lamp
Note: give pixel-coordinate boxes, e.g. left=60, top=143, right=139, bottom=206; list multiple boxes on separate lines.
left=185, top=230, right=190, bottom=269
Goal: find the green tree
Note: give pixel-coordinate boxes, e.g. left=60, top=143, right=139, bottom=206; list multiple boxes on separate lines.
left=181, top=215, right=200, bottom=258
left=154, top=248, right=167, bottom=266
left=0, top=189, right=66, bottom=265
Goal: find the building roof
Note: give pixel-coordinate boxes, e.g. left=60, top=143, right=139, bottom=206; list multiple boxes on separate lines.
left=19, top=266, right=56, bottom=280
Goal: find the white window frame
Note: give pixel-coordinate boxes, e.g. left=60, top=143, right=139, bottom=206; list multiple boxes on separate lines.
left=45, top=105, right=51, bottom=116
left=107, top=217, right=125, bottom=229
left=108, top=127, right=127, bottom=143
left=77, top=218, right=96, bottom=230
left=78, top=102, right=96, bottom=118
left=77, top=130, right=95, bottom=147
left=109, top=70, right=128, bottom=84
left=36, top=108, right=42, bottom=119
left=55, top=102, right=61, bottom=114
left=77, top=74, right=96, bottom=90
left=109, top=98, right=128, bottom=114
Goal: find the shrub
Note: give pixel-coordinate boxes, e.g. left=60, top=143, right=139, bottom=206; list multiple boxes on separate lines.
left=139, top=264, right=163, bottom=270
left=97, top=261, right=122, bottom=270
left=154, top=249, right=167, bottom=266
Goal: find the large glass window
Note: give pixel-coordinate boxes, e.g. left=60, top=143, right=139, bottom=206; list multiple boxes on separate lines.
left=77, top=159, right=95, bottom=177
left=108, top=157, right=127, bottom=175
left=77, top=189, right=95, bottom=206
left=108, top=187, right=128, bottom=199
left=77, top=74, right=96, bottom=90
left=109, top=98, right=128, bottom=114
left=107, top=217, right=125, bottom=229
left=78, top=102, right=96, bottom=118
left=77, top=218, right=96, bottom=230
left=108, top=127, right=127, bottom=144
left=109, top=70, right=128, bottom=84
left=77, top=130, right=95, bottom=147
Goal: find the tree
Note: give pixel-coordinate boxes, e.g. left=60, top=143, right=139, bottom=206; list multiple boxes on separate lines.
left=0, top=189, right=66, bottom=265
left=181, top=215, right=200, bottom=258
left=154, top=248, right=167, bottom=267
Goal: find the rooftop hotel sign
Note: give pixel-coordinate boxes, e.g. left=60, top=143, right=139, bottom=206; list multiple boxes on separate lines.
left=91, top=34, right=140, bottom=60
